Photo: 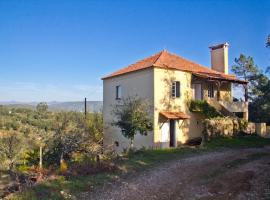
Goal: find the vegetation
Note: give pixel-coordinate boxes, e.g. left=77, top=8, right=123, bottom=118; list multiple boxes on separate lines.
left=9, top=135, right=270, bottom=200
left=189, top=100, right=222, bottom=118
left=231, top=39, right=270, bottom=124
left=0, top=104, right=103, bottom=198
left=203, top=117, right=248, bottom=136
left=111, top=96, right=153, bottom=149
left=204, top=135, right=270, bottom=149
left=232, top=54, right=260, bottom=101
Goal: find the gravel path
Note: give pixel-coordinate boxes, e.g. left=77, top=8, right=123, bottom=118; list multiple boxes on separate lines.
left=79, top=147, right=270, bottom=200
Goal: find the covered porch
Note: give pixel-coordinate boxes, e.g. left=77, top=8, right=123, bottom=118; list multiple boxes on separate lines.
left=191, top=72, right=249, bottom=120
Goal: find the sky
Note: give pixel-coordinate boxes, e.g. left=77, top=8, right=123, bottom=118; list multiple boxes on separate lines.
left=0, top=0, right=269, bottom=102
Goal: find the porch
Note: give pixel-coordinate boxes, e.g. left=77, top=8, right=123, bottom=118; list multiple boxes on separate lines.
left=191, top=72, right=248, bottom=120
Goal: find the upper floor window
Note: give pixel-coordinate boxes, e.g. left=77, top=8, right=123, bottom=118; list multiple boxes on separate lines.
left=172, top=81, right=180, bottom=98
left=116, top=85, right=122, bottom=99
left=208, top=83, right=214, bottom=98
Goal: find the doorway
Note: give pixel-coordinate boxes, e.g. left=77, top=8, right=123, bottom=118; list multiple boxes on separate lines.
left=169, top=119, right=176, bottom=147
left=192, top=83, right=202, bottom=100
left=161, top=119, right=177, bottom=148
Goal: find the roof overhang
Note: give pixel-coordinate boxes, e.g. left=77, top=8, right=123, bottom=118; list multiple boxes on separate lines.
left=192, top=72, right=248, bottom=84
left=160, top=111, right=190, bottom=120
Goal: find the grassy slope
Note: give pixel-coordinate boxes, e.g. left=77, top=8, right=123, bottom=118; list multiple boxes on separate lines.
left=9, top=136, right=270, bottom=200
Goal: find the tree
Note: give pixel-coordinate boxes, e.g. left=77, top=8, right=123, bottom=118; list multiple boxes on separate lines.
left=232, top=54, right=270, bottom=124
left=249, top=74, right=270, bottom=124
left=36, top=102, right=48, bottom=113
left=0, top=131, right=28, bottom=172
left=50, top=111, right=100, bottom=168
left=33, top=102, right=52, bottom=169
left=111, top=96, right=153, bottom=149
left=232, top=54, right=261, bottom=101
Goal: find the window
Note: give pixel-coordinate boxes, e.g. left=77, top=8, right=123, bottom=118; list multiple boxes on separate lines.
left=116, top=85, right=122, bottom=99
left=172, top=81, right=180, bottom=98
left=208, top=83, right=214, bottom=98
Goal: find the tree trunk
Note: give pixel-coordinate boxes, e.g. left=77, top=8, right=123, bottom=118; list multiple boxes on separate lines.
left=96, top=154, right=100, bottom=163
left=60, top=152, right=64, bottom=165
left=130, top=138, right=134, bottom=150
left=244, top=86, right=248, bottom=102
left=8, top=162, right=14, bottom=175
left=39, top=145, right=43, bottom=169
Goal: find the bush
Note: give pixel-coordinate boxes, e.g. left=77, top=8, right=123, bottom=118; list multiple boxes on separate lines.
left=189, top=100, right=222, bottom=118
left=203, top=117, right=249, bottom=141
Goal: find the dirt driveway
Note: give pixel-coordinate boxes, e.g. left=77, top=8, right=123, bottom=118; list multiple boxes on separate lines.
left=79, top=147, right=270, bottom=200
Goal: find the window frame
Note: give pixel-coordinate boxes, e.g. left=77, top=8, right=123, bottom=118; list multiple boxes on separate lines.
left=116, top=85, right=122, bottom=100
left=172, top=81, right=181, bottom=98
left=208, top=83, right=214, bottom=98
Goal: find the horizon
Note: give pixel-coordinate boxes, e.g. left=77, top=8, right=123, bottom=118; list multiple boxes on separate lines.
left=0, top=100, right=103, bottom=104
left=0, top=0, right=269, bottom=101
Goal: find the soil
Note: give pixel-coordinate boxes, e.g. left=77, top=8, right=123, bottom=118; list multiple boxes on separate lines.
left=79, top=147, right=270, bottom=200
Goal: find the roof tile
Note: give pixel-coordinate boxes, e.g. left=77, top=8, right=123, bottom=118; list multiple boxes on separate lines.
left=102, top=50, right=246, bottom=83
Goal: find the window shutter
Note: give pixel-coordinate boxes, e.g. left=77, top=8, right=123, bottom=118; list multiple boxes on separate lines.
left=172, top=82, right=176, bottom=97
left=176, top=81, right=180, bottom=97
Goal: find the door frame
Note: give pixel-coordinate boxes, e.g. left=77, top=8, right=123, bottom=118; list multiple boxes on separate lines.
left=192, top=83, right=202, bottom=100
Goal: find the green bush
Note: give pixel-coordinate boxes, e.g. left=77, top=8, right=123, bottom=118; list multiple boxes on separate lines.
left=189, top=100, right=222, bottom=118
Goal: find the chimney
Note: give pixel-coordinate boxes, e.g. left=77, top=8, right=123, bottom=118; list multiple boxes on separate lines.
left=209, top=42, right=229, bottom=74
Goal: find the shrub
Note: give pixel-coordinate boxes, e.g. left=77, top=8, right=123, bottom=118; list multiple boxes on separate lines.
left=203, top=117, right=249, bottom=141
left=189, top=100, right=222, bottom=118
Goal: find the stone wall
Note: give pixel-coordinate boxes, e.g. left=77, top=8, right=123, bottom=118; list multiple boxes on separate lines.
left=203, top=117, right=248, bottom=138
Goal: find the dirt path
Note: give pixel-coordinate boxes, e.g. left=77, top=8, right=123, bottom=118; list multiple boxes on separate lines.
left=79, top=147, right=270, bottom=200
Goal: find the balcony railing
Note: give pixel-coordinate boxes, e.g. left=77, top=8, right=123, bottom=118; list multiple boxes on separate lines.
left=219, top=101, right=248, bottom=113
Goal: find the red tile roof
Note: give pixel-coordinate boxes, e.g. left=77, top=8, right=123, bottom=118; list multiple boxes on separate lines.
left=102, top=50, right=247, bottom=84
left=160, top=111, right=190, bottom=119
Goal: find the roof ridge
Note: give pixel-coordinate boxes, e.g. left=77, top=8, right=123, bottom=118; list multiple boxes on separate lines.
left=164, top=50, right=222, bottom=75
left=153, top=50, right=166, bottom=65
left=102, top=49, right=238, bottom=80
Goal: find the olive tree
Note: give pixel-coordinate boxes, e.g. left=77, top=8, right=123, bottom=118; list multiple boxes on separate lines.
left=111, top=96, right=153, bottom=149
left=0, top=131, right=28, bottom=172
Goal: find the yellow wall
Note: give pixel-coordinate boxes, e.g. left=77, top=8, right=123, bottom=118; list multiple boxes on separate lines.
left=153, top=68, right=205, bottom=147
left=103, top=68, right=155, bottom=153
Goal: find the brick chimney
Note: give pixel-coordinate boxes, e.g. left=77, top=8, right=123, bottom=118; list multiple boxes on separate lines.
left=209, top=42, right=229, bottom=74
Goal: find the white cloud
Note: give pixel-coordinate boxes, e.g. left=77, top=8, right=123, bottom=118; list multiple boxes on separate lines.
left=0, top=82, right=103, bottom=102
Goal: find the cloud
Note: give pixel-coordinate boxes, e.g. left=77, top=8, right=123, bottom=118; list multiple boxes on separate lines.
left=0, top=82, right=103, bottom=102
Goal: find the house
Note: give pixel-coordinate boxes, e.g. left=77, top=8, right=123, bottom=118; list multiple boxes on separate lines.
left=102, top=43, right=248, bottom=152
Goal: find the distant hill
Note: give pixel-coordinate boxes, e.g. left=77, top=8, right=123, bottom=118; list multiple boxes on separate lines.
left=0, top=101, right=103, bottom=112
left=48, top=101, right=103, bottom=112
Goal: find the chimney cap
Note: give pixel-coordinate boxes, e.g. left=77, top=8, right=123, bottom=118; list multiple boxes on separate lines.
left=209, top=42, right=229, bottom=50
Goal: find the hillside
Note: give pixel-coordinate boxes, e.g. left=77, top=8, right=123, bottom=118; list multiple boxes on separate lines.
left=0, top=101, right=103, bottom=112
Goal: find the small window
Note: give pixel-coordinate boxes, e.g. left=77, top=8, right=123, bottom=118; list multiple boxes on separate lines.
left=208, top=83, right=214, bottom=98
left=116, top=85, right=122, bottom=99
left=172, top=81, right=180, bottom=98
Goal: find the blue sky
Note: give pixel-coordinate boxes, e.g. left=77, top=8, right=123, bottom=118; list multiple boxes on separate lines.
left=0, top=0, right=269, bottom=102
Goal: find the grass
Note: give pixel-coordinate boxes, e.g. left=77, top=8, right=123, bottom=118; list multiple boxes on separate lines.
left=205, top=135, right=270, bottom=149
left=8, top=173, right=115, bottom=200
left=118, top=147, right=202, bottom=172
left=8, top=135, right=270, bottom=200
